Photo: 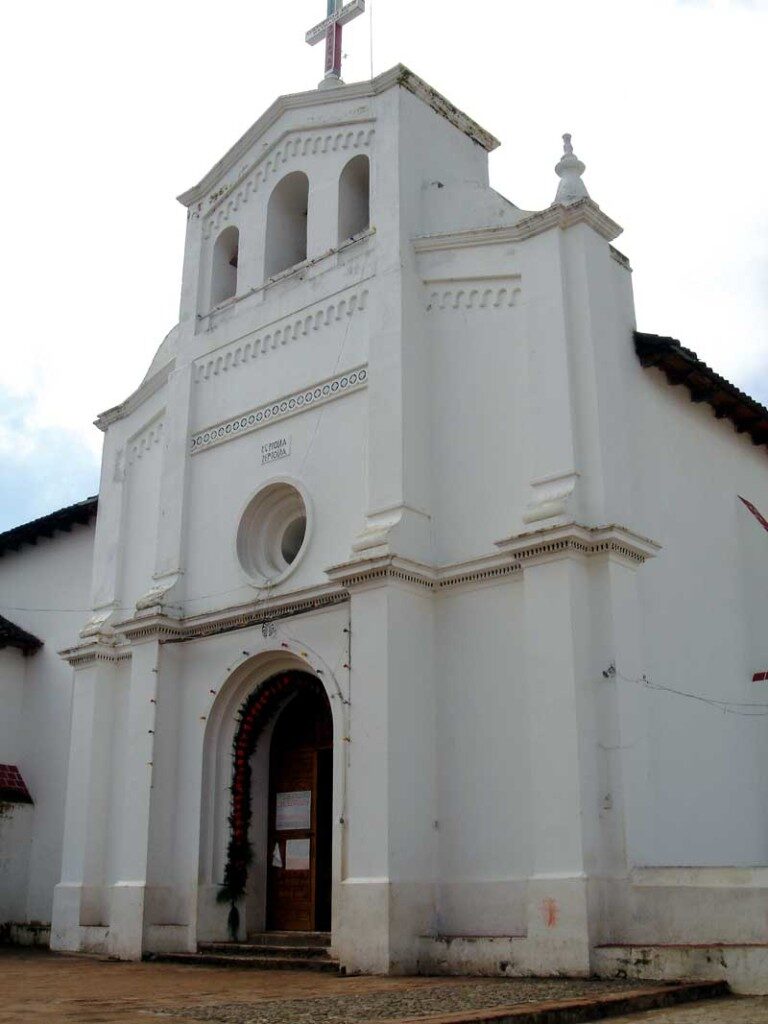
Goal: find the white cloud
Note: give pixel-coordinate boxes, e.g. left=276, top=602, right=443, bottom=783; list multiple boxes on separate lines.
left=0, top=0, right=766, bottom=524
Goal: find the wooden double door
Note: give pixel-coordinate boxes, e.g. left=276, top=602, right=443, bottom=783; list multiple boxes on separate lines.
left=266, top=686, right=333, bottom=932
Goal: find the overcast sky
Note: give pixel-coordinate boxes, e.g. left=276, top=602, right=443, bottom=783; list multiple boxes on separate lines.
left=0, top=0, right=765, bottom=531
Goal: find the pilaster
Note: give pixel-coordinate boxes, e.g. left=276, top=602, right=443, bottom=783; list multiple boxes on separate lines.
left=328, top=559, right=437, bottom=973
left=81, top=434, right=127, bottom=637
left=520, top=550, right=594, bottom=974
left=107, top=638, right=161, bottom=958
left=136, top=364, right=194, bottom=614
left=179, top=208, right=204, bottom=328
left=521, top=227, right=580, bottom=528
left=51, top=649, right=127, bottom=953
left=497, top=523, right=659, bottom=971
left=352, top=86, right=433, bottom=564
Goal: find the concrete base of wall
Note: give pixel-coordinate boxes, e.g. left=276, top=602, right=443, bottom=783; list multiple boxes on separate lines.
left=594, top=942, right=768, bottom=995
left=0, top=922, right=51, bottom=947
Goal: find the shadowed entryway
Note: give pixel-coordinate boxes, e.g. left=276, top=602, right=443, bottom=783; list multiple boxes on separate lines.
left=265, top=680, right=333, bottom=933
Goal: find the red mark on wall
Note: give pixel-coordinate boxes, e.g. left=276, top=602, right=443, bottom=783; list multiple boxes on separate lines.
left=541, top=897, right=559, bottom=928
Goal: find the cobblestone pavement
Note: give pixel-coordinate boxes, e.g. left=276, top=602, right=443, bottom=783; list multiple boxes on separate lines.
left=604, top=998, right=768, bottom=1023
left=2, top=949, right=763, bottom=1024
left=153, top=977, right=658, bottom=1023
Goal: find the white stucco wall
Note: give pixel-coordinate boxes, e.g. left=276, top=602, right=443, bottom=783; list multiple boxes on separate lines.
left=628, top=369, right=768, bottom=868
left=434, top=579, right=530, bottom=936
left=0, top=520, right=94, bottom=924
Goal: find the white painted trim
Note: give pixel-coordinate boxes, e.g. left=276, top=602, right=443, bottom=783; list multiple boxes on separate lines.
left=191, top=366, right=368, bottom=454
left=95, top=362, right=173, bottom=431
left=414, top=199, right=623, bottom=252
left=178, top=64, right=499, bottom=208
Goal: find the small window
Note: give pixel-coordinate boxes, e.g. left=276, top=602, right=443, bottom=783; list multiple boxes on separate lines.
left=338, top=155, right=370, bottom=243
left=211, top=225, right=239, bottom=307
left=265, top=172, right=310, bottom=279
left=237, top=482, right=309, bottom=583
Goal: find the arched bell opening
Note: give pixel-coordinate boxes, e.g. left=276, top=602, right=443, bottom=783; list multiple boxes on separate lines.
left=264, top=171, right=310, bottom=279
left=338, top=154, right=370, bottom=243
left=214, top=668, right=334, bottom=939
left=210, top=225, right=240, bottom=307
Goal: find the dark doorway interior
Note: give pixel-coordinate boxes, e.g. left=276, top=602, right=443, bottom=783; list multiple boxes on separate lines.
left=266, top=684, right=333, bottom=932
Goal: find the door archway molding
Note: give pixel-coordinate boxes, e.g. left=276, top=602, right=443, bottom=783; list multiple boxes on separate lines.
left=199, top=641, right=345, bottom=941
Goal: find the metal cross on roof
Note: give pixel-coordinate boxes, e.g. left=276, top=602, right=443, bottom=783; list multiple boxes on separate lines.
left=306, top=0, right=365, bottom=82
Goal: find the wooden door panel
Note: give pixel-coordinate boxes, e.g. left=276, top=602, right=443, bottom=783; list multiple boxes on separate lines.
left=265, top=687, right=332, bottom=933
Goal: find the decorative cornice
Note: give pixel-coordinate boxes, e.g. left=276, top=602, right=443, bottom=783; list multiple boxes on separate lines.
left=95, top=361, right=174, bottom=432
left=178, top=64, right=498, bottom=209
left=396, top=67, right=499, bottom=153
left=610, top=245, right=632, bottom=270
left=200, top=124, right=375, bottom=239
left=195, top=285, right=369, bottom=383
left=496, top=522, right=661, bottom=567
left=113, top=586, right=350, bottom=645
left=326, top=551, right=522, bottom=592
left=59, top=639, right=132, bottom=668
left=191, top=366, right=368, bottom=454
left=413, top=198, right=622, bottom=253
left=326, top=554, right=436, bottom=591
left=435, top=554, right=522, bottom=591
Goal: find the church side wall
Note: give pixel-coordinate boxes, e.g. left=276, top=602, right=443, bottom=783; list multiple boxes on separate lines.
left=581, top=337, right=768, bottom=946
left=630, top=367, right=768, bottom=871
left=0, top=523, right=94, bottom=925
left=0, top=649, right=32, bottom=924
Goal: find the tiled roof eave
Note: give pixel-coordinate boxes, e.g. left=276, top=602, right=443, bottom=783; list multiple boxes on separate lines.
left=0, top=615, right=43, bottom=655
left=635, top=332, right=768, bottom=450
left=0, top=496, right=98, bottom=558
left=0, top=764, right=33, bottom=804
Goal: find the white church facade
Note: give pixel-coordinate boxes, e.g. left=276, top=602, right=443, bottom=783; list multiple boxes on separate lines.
left=2, top=64, right=768, bottom=987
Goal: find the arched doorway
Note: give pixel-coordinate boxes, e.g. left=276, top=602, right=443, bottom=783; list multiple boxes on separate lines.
left=266, top=683, right=333, bottom=932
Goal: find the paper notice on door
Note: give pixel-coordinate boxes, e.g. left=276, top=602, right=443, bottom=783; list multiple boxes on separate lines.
left=285, top=838, right=311, bottom=871
left=275, top=790, right=312, bottom=831
left=272, top=843, right=283, bottom=868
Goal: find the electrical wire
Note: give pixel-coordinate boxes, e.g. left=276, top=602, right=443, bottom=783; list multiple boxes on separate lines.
left=609, top=666, right=768, bottom=717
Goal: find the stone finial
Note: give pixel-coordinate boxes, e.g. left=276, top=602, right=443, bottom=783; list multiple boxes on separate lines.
left=554, top=133, right=589, bottom=206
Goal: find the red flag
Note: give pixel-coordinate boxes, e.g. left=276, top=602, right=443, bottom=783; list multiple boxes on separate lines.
left=739, top=495, right=768, bottom=534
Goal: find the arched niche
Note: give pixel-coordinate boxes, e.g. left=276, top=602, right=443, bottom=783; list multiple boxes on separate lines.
left=210, top=225, right=240, bottom=307
left=265, top=171, right=309, bottom=279
left=338, top=154, right=370, bottom=244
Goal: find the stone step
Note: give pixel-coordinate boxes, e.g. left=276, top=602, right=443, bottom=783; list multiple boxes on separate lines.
left=149, top=951, right=340, bottom=972
left=595, top=942, right=768, bottom=995
left=199, top=941, right=332, bottom=958
left=244, top=930, right=332, bottom=948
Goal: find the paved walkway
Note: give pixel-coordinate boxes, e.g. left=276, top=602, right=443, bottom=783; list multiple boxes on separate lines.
left=1, top=949, right=764, bottom=1024
left=607, top=999, right=768, bottom=1023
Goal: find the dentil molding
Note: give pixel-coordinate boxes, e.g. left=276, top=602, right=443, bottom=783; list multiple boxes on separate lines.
left=200, top=124, right=375, bottom=240
left=496, top=522, right=661, bottom=567
left=194, top=285, right=369, bottom=383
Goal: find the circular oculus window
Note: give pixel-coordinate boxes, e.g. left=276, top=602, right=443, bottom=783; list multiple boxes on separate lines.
left=237, top=482, right=309, bottom=583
